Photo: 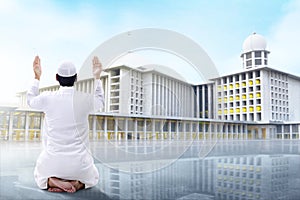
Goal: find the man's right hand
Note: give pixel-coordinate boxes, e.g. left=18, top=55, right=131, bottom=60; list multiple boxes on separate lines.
left=33, top=56, right=42, bottom=80
left=92, top=56, right=102, bottom=79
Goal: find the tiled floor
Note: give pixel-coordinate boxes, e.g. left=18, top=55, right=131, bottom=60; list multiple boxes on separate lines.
left=1, top=140, right=300, bottom=200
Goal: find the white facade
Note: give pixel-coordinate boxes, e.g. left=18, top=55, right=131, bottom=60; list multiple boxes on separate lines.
left=5, top=33, right=300, bottom=141
left=102, top=65, right=195, bottom=117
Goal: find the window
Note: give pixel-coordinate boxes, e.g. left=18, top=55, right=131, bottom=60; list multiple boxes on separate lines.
left=242, top=73, right=246, bottom=80
left=246, top=60, right=252, bottom=66
left=264, top=52, right=268, bottom=58
left=255, top=59, right=262, bottom=65
left=255, top=51, right=261, bottom=57
left=256, top=99, right=261, bottom=104
left=246, top=52, right=251, bottom=59
left=235, top=75, right=239, bottom=81
left=249, top=72, right=253, bottom=79
left=256, top=71, right=260, bottom=77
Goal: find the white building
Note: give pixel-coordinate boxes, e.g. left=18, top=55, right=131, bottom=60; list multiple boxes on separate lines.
left=2, top=33, right=300, bottom=141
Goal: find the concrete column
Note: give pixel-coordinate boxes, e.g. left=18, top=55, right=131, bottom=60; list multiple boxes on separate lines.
left=134, top=118, right=138, bottom=141
left=176, top=121, right=179, bottom=140
left=168, top=120, right=171, bottom=140
left=202, top=86, right=205, bottom=118
left=114, top=118, right=118, bottom=140
left=92, top=116, right=96, bottom=140
left=152, top=119, right=156, bottom=141
left=183, top=122, right=186, bottom=140
left=208, top=85, right=212, bottom=119
left=104, top=117, right=107, bottom=140
left=160, top=119, right=164, bottom=141
left=157, top=76, right=161, bottom=116
left=190, top=121, right=193, bottom=140
left=144, top=119, right=147, bottom=141
left=196, top=121, right=199, bottom=140
left=8, top=112, right=14, bottom=141
left=153, top=75, right=156, bottom=115
left=196, top=86, right=200, bottom=118
left=125, top=118, right=128, bottom=141
left=25, top=112, right=29, bottom=141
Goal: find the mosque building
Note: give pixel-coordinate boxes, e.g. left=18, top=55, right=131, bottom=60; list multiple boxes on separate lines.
left=1, top=33, right=300, bottom=141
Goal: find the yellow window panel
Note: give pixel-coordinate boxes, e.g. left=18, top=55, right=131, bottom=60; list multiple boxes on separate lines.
left=249, top=107, right=254, bottom=112
left=249, top=93, right=253, bottom=98
left=224, top=85, right=227, bottom=90
left=256, top=79, right=261, bottom=84
left=235, top=83, right=240, bottom=88
left=242, top=94, right=246, bottom=99
left=249, top=80, right=253, bottom=85
left=243, top=107, right=247, bottom=112
left=224, top=109, right=228, bottom=114
left=236, top=95, right=240, bottom=100
left=229, top=96, right=233, bottom=101
left=218, top=110, right=222, bottom=114
left=230, top=109, right=234, bottom=113
left=256, top=106, right=261, bottom=111
left=229, top=84, right=233, bottom=89
left=256, top=92, right=261, bottom=98
left=242, top=82, right=246, bottom=87
left=236, top=108, right=240, bottom=113
left=224, top=97, right=227, bottom=102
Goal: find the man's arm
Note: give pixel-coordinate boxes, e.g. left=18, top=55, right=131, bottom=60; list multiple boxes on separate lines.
left=27, top=56, right=44, bottom=109
left=92, top=56, right=105, bottom=112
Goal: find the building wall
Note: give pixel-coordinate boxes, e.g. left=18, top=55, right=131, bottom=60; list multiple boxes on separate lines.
left=266, top=70, right=289, bottom=122
left=215, top=69, right=263, bottom=122
left=287, top=76, right=300, bottom=121
left=194, top=83, right=214, bottom=119
left=215, top=155, right=289, bottom=200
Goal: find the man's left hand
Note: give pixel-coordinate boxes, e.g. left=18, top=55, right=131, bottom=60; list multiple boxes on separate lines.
left=33, top=56, right=42, bottom=80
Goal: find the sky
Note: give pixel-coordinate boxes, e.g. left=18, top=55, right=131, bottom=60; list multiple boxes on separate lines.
left=0, top=0, right=300, bottom=105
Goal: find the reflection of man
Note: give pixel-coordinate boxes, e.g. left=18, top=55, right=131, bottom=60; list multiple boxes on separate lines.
left=27, top=56, right=104, bottom=193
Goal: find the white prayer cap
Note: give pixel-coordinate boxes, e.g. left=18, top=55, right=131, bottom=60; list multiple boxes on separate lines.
left=57, top=61, right=77, bottom=77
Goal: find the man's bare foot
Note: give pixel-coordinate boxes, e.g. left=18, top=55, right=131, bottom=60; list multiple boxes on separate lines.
left=48, top=187, right=64, bottom=192
left=70, top=180, right=85, bottom=191
left=48, top=177, right=76, bottom=193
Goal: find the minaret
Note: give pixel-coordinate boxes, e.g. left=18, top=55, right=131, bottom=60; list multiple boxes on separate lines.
left=241, top=32, right=270, bottom=70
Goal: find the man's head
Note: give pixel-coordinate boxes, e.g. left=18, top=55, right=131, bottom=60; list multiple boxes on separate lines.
left=56, top=61, right=77, bottom=87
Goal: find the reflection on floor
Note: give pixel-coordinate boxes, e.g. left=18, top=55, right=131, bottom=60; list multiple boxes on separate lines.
left=1, top=140, right=300, bottom=200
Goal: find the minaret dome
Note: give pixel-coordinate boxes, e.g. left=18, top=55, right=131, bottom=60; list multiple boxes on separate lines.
left=241, top=32, right=270, bottom=70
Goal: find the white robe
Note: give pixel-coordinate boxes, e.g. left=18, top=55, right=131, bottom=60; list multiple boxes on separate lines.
left=27, top=79, right=104, bottom=189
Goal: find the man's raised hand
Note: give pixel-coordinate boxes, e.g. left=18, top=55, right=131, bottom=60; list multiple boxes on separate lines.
left=33, top=56, right=42, bottom=80
left=92, top=56, right=102, bottom=79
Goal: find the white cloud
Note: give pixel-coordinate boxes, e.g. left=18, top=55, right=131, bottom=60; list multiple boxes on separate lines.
left=268, top=0, right=300, bottom=75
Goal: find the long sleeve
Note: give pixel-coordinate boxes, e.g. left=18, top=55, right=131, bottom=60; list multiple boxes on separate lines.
left=27, top=79, right=44, bottom=110
left=93, top=79, right=105, bottom=112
